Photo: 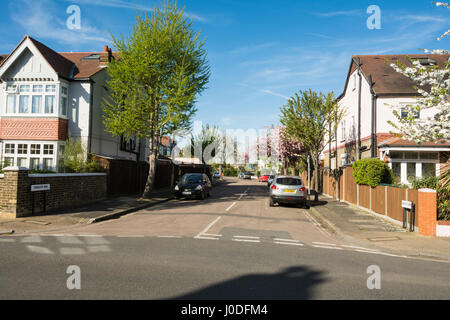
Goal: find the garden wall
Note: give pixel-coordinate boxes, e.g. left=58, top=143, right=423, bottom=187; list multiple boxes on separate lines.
left=0, top=167, right=107, bottom=218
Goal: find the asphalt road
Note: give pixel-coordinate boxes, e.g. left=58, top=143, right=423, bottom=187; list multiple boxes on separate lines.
left=1, top=178, right=450, bottom=299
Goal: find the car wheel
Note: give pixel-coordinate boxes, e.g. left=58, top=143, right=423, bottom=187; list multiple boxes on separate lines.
left=269, top=198, right=275, bottom=207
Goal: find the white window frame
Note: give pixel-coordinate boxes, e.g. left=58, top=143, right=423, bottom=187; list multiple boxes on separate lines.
left=1, top=141, right=59, bottom=171
left=3, top=82, right=60, bottom=117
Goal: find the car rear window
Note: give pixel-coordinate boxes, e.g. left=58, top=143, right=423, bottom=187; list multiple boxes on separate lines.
left=276, top=178, right=302, bottom=186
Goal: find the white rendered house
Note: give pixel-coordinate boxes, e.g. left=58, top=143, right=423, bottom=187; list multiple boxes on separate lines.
left=323, top=54, right=450, bottom=185
left=0, top=35, right=149, bottom=171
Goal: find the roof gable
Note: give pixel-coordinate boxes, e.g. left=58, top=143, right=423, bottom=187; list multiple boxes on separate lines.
left=339, top=54, right=450, bottom=99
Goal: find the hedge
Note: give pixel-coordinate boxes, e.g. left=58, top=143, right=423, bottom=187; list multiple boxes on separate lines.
left=352, top=158, right=394, bottom=187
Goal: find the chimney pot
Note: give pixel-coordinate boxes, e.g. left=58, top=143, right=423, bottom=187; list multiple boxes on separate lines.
left=104, top=45, right=109, bottom=52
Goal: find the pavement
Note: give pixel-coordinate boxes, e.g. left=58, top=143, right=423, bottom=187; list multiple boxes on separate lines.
left=0, top=187, right=176, bottom=235
left=308, top=194, right=450, bottom=262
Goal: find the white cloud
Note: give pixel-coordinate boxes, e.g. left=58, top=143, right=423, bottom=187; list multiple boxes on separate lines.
left=313, top=10, right=362, bottom=17
left=68, top=0, right=208, bottom=22
left=9, top=0, right=111, bottom=46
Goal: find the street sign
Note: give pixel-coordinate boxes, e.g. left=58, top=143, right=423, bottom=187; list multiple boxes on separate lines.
left=31, top=184, right=50, bottom=192
left=402, top=200, right=412, bottom=210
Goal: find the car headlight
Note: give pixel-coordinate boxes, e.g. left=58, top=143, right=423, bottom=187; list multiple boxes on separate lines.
left=174, top=185, right=179, bottom=191
left=195, top=185, right=202, bottom=191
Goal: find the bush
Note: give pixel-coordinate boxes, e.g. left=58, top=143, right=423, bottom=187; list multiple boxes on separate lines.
left=411, top=175, right=439, bottom=190
left=223, top=168, right=238, bottom=177
left=352, top=158, right=394, bottom=187
left=29, top=169, right=56, bottom=174
left=61, top=138, right=101, bottom=173
left=438, top=170, right=450, bottom=220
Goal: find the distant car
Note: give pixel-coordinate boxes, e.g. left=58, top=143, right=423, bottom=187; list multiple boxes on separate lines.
left=174, top=173, right=212, bottom=200
left=243, top=172, right=253, bottom=179
left=269, top=176, right=309, bottom=208
left=238, top=172, right=245, bottom=179
left=259, top=174, right=270, bottom=182
left=213, top=171, right=220, bottom=180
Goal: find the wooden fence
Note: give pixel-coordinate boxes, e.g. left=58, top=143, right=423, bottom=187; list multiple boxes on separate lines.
left=321, top=166, right=419, bottom=227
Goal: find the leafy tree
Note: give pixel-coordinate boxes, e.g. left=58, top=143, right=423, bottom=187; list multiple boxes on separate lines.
left=103, top=1, right=210, bottom=197
left=280, top=89, right=345, bottom=200
left=279, top=126, right=305, bottom=175
left=190, top=124, right=222, bottom=165
left=389, top=2, right=449, bottom=142
left=62, top=138, right=100, bottom=173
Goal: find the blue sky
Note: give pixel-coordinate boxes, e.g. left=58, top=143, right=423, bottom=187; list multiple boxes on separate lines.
left=0, top=0, right=448, bottom=132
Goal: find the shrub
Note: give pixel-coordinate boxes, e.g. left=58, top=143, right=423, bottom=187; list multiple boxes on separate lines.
left=223, top=168, right=238, bottom=177
left=411, top=175, right=439, bottom=190
left=61, top=138, right=102, bottom=173
left=29, top=169, right=56, bottom=174
left=438, top=170, right=450, bottom=220
left=352, top=158, right=394, bottom=187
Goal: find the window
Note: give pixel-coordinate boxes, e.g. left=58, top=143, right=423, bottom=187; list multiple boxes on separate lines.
left=32, top=95, right=42, bottom=113
left=6, top=95, right=16, bottom=113
left=19, top=95, right=29, bottom=113
left=30, top=158, right=40, bottom=170
left=46, top=85, right=56, bottom=92
left=19, top=85, right=30, bottom=93
left=6, top=84, right=18, bottom=93
left=392, top=162, right=401, bottom=181
left=33, top=85, right=43, bottom=93
left=31, top=144, right=41, bottom=155
left=420, top=152, right=438, bottom=160
left=17, top=158, right=27, bottom=167
left=340, top=120, right=346, bottom=142
left=389, top=151, right=403, bottom=159
left=400, top=106, right=420, bottom=119
left=404, top=152, right=418, bottom=159
left=4, top=157, right=14, bottom=167
left=60, top=86, right=68, bottom=116
left=423, top=163, right=436, bottom=177
left=5, top=144, right=15, bottom=154
left=43, top=158, right=53, bottom=170
left=18, top=144, right=28, bottom=155
left=407, top=163, right=416, bottom=182
left=43, top=144, right=54, bottom=155
left=45, top=95, right=55, bottom=114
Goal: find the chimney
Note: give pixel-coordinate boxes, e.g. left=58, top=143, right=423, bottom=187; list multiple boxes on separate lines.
left=103, top=45, right=113, bottom=63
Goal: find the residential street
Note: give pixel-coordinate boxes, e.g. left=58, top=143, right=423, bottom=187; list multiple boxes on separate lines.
left=1, top=178, right=450, bottom=299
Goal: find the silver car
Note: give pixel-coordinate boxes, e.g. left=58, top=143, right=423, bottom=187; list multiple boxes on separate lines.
left=269, top=176, right=309, bottom=208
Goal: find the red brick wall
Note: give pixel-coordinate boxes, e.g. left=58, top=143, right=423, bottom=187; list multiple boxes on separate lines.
left=0, top=118, right=68, bottom=141
left=417, top=189, right=437, bottom=236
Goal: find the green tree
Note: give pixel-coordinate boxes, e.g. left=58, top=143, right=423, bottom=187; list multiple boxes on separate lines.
left=62, top=138, right=100, bottom=173
left=280, top=89, right=345, bottom=200
left=190, top=124, right=222, bottom=165
left=103, top=1, right=210, bottom=197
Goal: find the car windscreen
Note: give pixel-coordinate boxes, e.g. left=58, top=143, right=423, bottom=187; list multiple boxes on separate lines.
left=181, top=175, right=202, bottom=184
left=275, top=178, right=302, bottom=186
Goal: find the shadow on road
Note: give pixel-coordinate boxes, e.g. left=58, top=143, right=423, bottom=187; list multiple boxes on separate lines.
left=173, top=266, right=327, bottom=300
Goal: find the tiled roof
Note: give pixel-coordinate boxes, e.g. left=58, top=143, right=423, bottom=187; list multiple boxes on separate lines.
left=378, top=137, right=450, bottom=147
left=340, top=54, right=450, bottom=98
left=1, top=35, right=115, bottom=80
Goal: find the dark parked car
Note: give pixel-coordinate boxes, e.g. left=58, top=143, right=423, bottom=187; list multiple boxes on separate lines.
left=175, top=173, right=212, bottom=200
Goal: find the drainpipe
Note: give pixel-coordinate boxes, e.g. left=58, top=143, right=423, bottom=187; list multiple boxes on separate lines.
left=87, top=79, right=95, bottom=155
left=353, top=57, right=362, bottom=160
left=369, top=75, right=377, bottom=158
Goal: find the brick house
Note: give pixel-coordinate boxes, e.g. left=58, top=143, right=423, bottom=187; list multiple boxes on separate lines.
left=323, top=54, right=450, bottom=185
left=0, top=35, right=150, bottom=171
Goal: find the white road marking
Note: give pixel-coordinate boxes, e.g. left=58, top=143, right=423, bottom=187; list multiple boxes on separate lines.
left=313, top=245, right=343, bottom=250
left=195, top=216, right=222, bottom=239
left=226, top=202, right=237, bottom=211
left=312, top=242, right=337, bottom=246
left=60, top=247, right=86, bottom=255
left=232, top=238, right=260, bottom=243
left=273, top=238, right=300, bottom=243
left=238, top=188, right=249, bottom=200
left=304, top=211, right=331, bottom=237
left=342, top=245, right=379, bottom=251
left=234, top=235, right=260, bottom=239
left=157, top=235, right=182, bottom=238
left=77, top=234, right=103, bottom=237
left=0, top=238, right=16, bottom=242
left=274, top=241, right=304, bottom=246
left=26, top=245, right=54, bottom=254
left=355, top=250, right=407, bottom=258
left=203, top=233, right=222, bottom=237
left=117, top=235, right=145, bottom=238
left=195, top=236, right=220, bottom=240
left=20, top=235, right=42, bottom=243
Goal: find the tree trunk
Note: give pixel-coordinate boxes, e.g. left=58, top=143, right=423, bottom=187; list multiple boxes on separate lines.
left=313, top=155, right=320, bottom=201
